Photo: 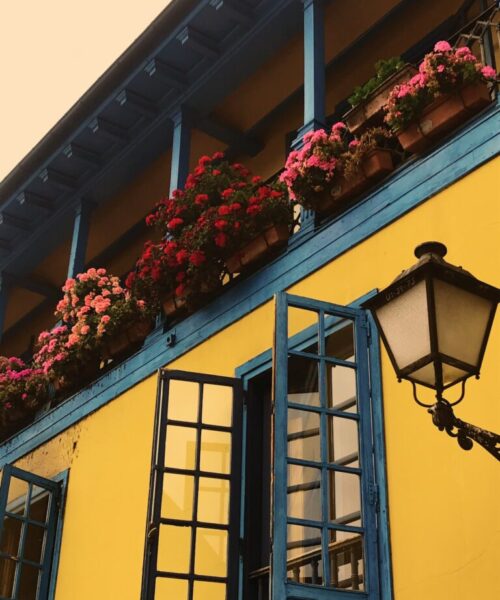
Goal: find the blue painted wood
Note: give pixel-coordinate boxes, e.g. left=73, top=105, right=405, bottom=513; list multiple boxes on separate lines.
left=0, top=274, right=8, bottom=342
left=169, top=106, right=191, bottom=195
left=367, top=313, right=394, bottom=600
left=272, top=292, right=288, bottom=600
left=302, top=0, right=325, bottom=133
left=47, top=469, right=69, bottom=600
left=67, top=199, right=93, bottom=279
left=0, top=105, right=498, bottom=467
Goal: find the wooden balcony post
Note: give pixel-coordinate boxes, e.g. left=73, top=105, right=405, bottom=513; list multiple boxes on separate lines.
left=169, top=106, right=191, bottom=195
left=67, top=199, right=93, bottom=279
left=291, top=0, right=326, bottom=241
left=0, top=274, right=8, bottom=343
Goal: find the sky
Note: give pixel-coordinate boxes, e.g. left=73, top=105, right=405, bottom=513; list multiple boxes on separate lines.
left=0, top=1, right=171, bottom=182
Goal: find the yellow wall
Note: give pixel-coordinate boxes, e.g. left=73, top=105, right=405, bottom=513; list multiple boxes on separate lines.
left=9, top=157, right=500, bottom=599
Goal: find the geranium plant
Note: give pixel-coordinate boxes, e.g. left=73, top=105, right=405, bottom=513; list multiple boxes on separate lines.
left=348, top=56, right=405, bottom=107
left=0, top=357, right=48, bottom=436
left=342, top=127, right=394, bottom=180
left=385, top=41, right=497, bottom=131
left=280, top=123, right=349, bottom=206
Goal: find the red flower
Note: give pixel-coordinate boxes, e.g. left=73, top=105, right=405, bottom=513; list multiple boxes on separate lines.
left=194, top=165, right=206, bottom=176
left=247, top=205, right=262, bottom=216
left=176, top=249, right=189, bottom=264
left=195, top=193, right=209, bottom=205
left=218, top=205, right=231, bottom=216
left=175, top=284, right=186, bottom=297
left=215, top=232, right=227, bottom=247
left=145, top=214, right=156, bottom=226
left=212, top=151, right=224, bottom=160
left=190, top=251, right=206, bottom=266
left=252, top=175, right=262, bottom=184
left=163, top=241, right=178, bottom=255
left=212, top=169, right=221, bottom=176
left=198, top=155, right=212, bottom=166
left=176, top=271, right=186, bottom=282
left=230, top=202, right=241, bottom=212
left=270, top=190, right=283, bottom=199
left=151, top=266, right=162, bottom=281
left=172, top=189, right=184, bottom=198
left=167, top=217, right=184, bottom=230
left=125, top=272, right=136, bottom=289
left=222, top=188, right=234, bottom=198
left=215, top=219, right=228, bottom=230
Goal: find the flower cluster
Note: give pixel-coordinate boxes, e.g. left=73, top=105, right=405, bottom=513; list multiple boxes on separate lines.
left=279, top=123, right=349, bottom=206
left=342, top=127, right=394, bottom=180
left=385, top=42, right=497, bottom=130
left=130, top=154, right=293, bottom=308
left=0, top=356, right=48, bottom=432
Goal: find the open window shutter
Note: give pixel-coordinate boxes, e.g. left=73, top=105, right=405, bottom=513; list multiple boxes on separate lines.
left=0, top=464, right=61, bottom=600
left=272, top=292, right=380, bottom=599
left=142, top=369, right=243, bottom=600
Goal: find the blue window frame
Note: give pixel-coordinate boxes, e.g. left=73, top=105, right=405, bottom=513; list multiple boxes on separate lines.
left=0, top=465, right=67, bottom=600
left=141, top=369, right=244, bottom=600
left=272, top=292, right=384, bottom=599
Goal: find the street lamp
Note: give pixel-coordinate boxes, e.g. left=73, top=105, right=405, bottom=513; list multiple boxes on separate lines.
left=363, top=242, right=500, bottom=459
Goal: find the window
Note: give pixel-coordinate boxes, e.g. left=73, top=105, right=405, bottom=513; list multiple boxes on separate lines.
left=141, top=370, right=243, bottom=600
left=272, top=293, right=381, bottom=598
left=0, top=465, right=67, bottom=600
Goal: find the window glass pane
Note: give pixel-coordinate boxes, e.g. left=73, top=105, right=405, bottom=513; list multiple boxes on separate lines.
left=155, top=577, right=189, bottom=600
left=288, top=356, right=320, bottom=407
left=0, top=557, right=16, bottom=597
left=328, top=530, right=364, bottom=591
left=328, top=417, right=359, bottom=466
left=0, top=515, right=22, bottom=556
left=161, top=474, right=194, bottom=520
left=202, top=384, right=233, bottom=427
left=30, top=491, right=50, bottom=524
left=17, top=563, right=40, bottom=600
left=288, top=409, right=320, bottom=462
left=6, top=477, right=29, bottom=516
left=195, top=528, right=228, bottom=577
left=328, top=471, right=362, bottom=525
left=168, top=380, right=199, bottom=423
left=287, top=465, right=322, bottom=522
left=193, top=581, right=226, bottom=600
left=288, top=306, right=318, bottom=351
left=24, top=523, right=46, bottom=563
left=197, top=477, right=230, bottom=525
left=327, top=365, right=357, bottom=412
left=164, top=426, right=197, bottom=470
left=324, top=321, right=355, bottom=361
left=157, top=524, right=191, bottom=573
left=287, top=524, right=323, bottom=586
left=200, top=431, right=231, bottom=474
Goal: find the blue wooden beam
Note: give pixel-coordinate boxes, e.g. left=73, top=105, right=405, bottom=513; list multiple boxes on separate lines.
left=176, top=26, right=219, bottom=58
left=144, top=58, right=188, bottom=90
left=38, top=168, right=77, bottom=192
left=63, top=143, right=102, bottom=169
left=209, top=0, right=253, bottom=25
left=89, top=117, right=129, bottom=144
left=169, top=107, right=191, bottom=195
left=292, top=0, right=326, bottom=240
left=0, top=275, right=8, bottom=343
left=115, top=90, right=157, bottom=118
left=67, top=200, right=93, bottom=279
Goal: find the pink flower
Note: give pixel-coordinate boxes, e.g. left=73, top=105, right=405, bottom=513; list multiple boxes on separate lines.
left=349, top=139, right=360, bottom=150
left=437, top=64, right=445, bottom=73
left=80, top=325, right=90, bottom=335
left=101, top=315, right=111, bottom=324
left=481, top=65, right=496, bottom=80
left=434, top=41, right=451, bottom=53
left=455, top=46, right=472, bottom=58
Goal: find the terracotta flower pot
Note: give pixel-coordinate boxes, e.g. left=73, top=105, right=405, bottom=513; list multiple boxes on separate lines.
left=226, top=223, right=290, bottom=274
left=344, top=65, right=417, bottom=134
left=309, top=148, right=395, bottom=214
left=396, top=82, right=492, bottom=154
left=103, top=319, right=153, bottom=359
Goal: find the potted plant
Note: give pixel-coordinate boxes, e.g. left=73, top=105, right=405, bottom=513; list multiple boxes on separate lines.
left=344, top=57, right=417, bottom=134
left=56, top=268, right=154, bottom=360
left=280, top=123, right=396, bottom=214
left=0, top=357, right=48, bottom=441
left=33, top=324, right=101, bottom=395
left=384, top=41, right=496, bottom=153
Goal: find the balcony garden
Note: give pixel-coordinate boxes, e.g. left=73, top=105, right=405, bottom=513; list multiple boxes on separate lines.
left=0, top=41, right=497, bottom=443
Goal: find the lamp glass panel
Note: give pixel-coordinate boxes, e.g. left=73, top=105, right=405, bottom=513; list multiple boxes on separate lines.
left=375, top=280, right=431, bottom=370
left=434, top=279, right=494, bottom=369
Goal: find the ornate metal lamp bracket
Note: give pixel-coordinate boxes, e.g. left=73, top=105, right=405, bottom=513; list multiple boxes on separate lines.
left=411, top=381, right=500, bottom=460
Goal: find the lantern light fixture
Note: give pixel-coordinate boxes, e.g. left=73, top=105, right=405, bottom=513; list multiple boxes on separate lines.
left=364, top=242, right=500, bottom=459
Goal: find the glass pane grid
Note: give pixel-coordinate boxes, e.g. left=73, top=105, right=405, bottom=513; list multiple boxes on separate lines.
left=286, top=310, right=364, bottom=590
left=153, top=377, right=237, bottom=600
